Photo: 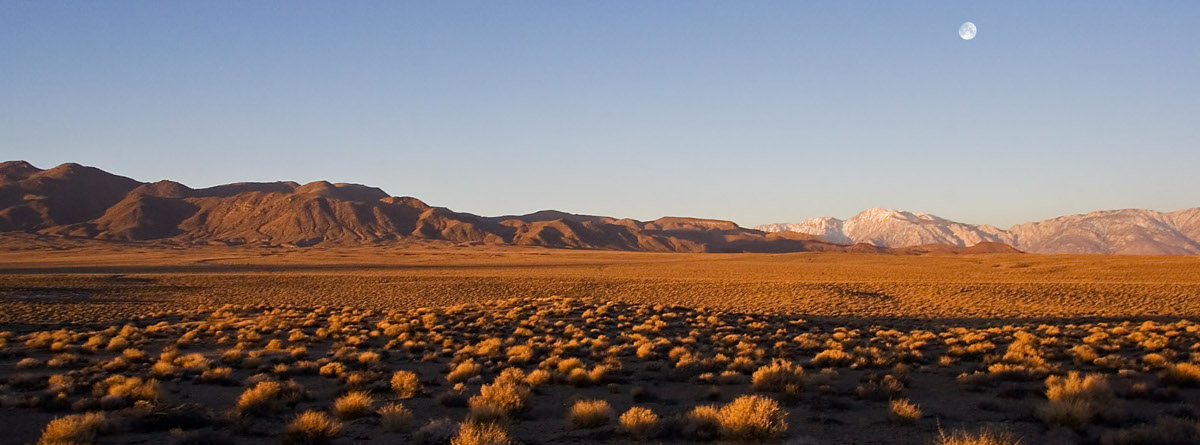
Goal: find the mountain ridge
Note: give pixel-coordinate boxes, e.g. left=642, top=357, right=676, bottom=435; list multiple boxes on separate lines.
left=757, top=207, right=1200, bottom=255
left=4, top=160, right=1188, bottom=254
left=0, top=161, right=918, bottom=253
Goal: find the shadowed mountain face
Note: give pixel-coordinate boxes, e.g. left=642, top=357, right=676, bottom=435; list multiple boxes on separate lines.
left=0, top=161, right=915, bottom=253
left=758, top=207, right=1200, bottom=255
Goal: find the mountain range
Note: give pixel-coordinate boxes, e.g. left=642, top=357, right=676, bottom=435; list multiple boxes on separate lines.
left=3, top=160, right=971, bottom=254
left=757, top=207, right=1200, bottom=255
left=2, top=160, right=1192, bottom=255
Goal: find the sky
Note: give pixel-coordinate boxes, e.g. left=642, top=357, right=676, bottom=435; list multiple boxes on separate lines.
left=2, top=2, right=1198, bottom=228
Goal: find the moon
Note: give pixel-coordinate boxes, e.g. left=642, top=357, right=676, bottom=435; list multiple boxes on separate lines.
left=959, top=22, right=977, bottom=40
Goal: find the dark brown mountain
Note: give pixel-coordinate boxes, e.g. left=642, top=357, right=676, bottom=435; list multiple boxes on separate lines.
left=0, top=161, right=142, bottom=231
left=0, top=161, right=1008, bottom=253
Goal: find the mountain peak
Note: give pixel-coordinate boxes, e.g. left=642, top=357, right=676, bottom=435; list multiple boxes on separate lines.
left=0, top=160, right=42, bottom=182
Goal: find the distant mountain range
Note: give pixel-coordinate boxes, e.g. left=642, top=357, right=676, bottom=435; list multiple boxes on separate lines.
left=3, top=160, right=1191, bottom=255
left=5, top=160, right=1000, bottom=254
left=757, top=207, right=1200, bottom=255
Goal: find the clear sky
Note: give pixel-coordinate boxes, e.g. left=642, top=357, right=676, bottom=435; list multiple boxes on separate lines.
left=3, top=2, right=1197, bottom=228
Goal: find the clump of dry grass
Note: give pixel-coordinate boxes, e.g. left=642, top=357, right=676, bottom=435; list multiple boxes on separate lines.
left=1037, top=371, right=1118, bottom=429
left=333, top=391, right=374, bottom=419
left=751, top=359, right=805, bottom=392
left=200, top=366, right=233, bottom=383
left=450, top=421, right=513, bottom=445
left=937, top=428, right=1021, bottom=445
left=38, top=412, right=109, bottom=445
left=568, top=399, right=613, bottom=428
left=889, top=398, right=922, bottom=423
left=469, top=368, right=531, bottom=421
left=236, top=380, right=281, bottom=414
left=812, top=348, right=852, bottom=367
left=379, top=403, right=414, bottom=432
left=619, top=406, right=661, bottom=438
left=1163, top=362, right=1200, bottom=386
left=95, top=375, right=161, bottom=404
left=717, top=395, right=788, bottom=441
left=447, top=360, right=481, bottom=384
left=525, top=369, right=551, bottom=387
left=283, top=411, right=341, bottom=445
left=681, top=405, right=722, bottom=441
left=391, top=370, right=422, bottom=398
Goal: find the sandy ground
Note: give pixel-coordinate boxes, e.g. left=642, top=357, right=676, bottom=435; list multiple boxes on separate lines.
left=2, top=245, right=1200, bottom=325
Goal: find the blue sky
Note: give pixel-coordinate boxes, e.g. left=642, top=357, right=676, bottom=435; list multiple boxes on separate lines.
left=3, top=2, right=1197, bottom=227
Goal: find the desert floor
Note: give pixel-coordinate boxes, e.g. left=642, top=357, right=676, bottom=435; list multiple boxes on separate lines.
left=3, top=245, right=1200, bottom=444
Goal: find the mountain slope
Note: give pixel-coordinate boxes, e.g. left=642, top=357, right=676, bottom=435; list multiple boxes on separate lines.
left=757, top=207, right=1200, bottom=255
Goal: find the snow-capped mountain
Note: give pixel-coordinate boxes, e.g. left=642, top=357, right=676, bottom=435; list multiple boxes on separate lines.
left=756, top=207, right=1200, bottom=255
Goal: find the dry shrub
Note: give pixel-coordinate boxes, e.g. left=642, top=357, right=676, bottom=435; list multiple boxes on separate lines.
left=38, top=412, right=108, bottom=445
left=448, top=360, right=481, bottom=384
left=379, top=403, right=414, bottom=432
left=358, top=351, right=381, bottom=364
left=333, top=391, right=374, bottom=419
left=557, top=357, right=585, bottom=374
left=319, top=362, right=345, bottom=377
left=525, top=369, right=551, bottom=387
left=201, top=367, right=233, bottom=383
left=1164, top=363, right=1200, bottom=386
left=751, top=359, right=805, bottom=392
left=1037, top=372, right=1118, bottom=429
left=506, top=345, right=534, bottom=364
left=283, top=410, right=341, bottom=445
left=717, top=395, right=788, bottom=441
left=469, top=368, right=531, bottom=418
left=812, top=348, right=851, bottom=367
left=890, top=398, right=922, bottom=423
left=96, top=376, right=161, bottom=403
left=568, top=399, right=613, bottom=428
left=1141, top=353, right=1168, bottom=369
left=236, top=381, right=281, bottom=414
left=683, top=405, right=722, bottom=441
left=391, top=370, right=422, bottom=398
left=1099, top=416, right=1200, bottom=445
left=619, top=406, right=661, bottom=438
left=450, top=421, right=513, bottom=445
left=937, top=428, right=1021, bottom=445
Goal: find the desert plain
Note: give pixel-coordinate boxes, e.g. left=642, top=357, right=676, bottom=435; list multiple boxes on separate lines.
left=3, top=242, right=1200, bottom=444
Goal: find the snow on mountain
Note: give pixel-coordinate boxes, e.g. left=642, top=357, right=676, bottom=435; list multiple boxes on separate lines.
left=756, top=207, right=1200, bottom=255
left=757, top=217, right=851, bottom=245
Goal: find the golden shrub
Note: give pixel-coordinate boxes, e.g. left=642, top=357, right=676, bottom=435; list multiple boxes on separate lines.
left=447, top=360, right=481, bottom=384
left=618, top=406, right=660, bottom=438
left=1037, top=372, right=1117, bottom=429
left=38, top=412, right=108, bottom=445
left=937, top=428, right=1021, bottom=445
left=236, top=380, right=282, bottom=414
left=333, top=391, right=374, bottom=419
left=450, top=421, right=513, bottom=445
left=890, top=398, right=922, bottom=423
left=751, top=359, right=805, bottom=392
left=717, top=395, right=787, bottom=441
left=568, top=399, right=613, bottom=428
left=283, top=411, right=341, bottom=445
left=390, top=370, right=422, bottom=398
left=1164, top=362, right=1200, bottom=386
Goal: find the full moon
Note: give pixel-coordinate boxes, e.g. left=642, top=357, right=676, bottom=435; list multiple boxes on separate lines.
left=959, top=22, right=977, bottom=40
